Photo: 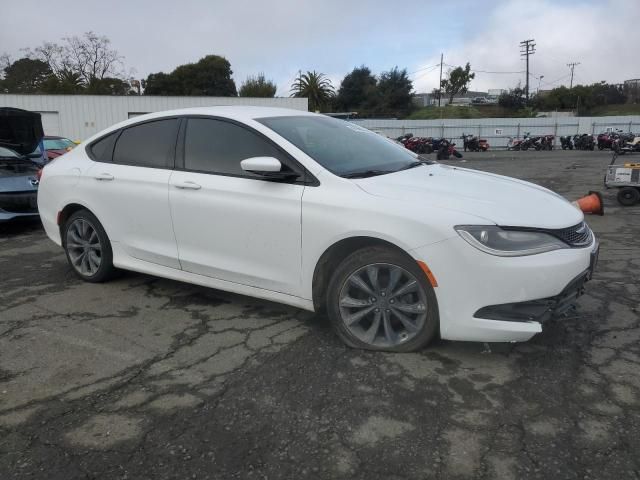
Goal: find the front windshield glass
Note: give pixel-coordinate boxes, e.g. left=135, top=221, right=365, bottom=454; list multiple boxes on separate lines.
left=44, top=138, right=74, bottom=150
left=257, top=115, right=420, bottom=177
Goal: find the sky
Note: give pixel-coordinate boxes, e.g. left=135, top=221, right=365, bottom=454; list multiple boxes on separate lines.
left=1, top=0, right=639, bottom=96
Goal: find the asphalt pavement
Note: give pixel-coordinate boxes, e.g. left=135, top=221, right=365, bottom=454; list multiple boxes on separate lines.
left=1, top=149, right=639, bottom=479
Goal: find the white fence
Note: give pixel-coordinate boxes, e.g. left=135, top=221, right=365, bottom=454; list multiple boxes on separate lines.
left=351, top=116, right=640, bottom=149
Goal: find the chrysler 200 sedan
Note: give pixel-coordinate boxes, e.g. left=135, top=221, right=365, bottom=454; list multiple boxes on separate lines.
left=38, top=107, right=598, bottom=352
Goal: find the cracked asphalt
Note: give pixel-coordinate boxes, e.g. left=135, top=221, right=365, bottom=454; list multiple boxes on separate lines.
left=1, top=149, right=639, bottom=480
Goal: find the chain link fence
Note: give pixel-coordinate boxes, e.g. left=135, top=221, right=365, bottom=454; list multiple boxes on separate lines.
left=351, top=118, right=640, bottom=149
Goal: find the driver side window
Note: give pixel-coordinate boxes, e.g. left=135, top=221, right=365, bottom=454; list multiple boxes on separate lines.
left=184, top=118, right=290, bottom=177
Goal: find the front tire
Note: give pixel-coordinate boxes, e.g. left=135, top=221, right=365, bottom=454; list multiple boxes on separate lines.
left=63, top=210, right=117, bottom=282
left=326, top=247, right=439, bottom=352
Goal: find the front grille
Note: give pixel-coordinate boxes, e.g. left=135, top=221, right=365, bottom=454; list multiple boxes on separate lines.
left=548, top=222, right=593, bottom=247
left=0, top=191, right=38, bottom=213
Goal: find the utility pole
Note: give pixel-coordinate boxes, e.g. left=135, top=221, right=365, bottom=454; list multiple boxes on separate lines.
left=519, top=39, right=536, bottom=100
left=567, top=62, right=580, bottom=89
left=438, top=53, right=443, bottom=108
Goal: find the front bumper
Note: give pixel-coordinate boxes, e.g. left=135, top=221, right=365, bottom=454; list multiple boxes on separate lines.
left=410, top=236, right=597, bottom=342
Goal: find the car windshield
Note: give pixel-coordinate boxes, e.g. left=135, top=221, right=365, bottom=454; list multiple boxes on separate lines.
left=44, top=138, right=74, bottom=150
left=257, top=115, right=422, bottom=178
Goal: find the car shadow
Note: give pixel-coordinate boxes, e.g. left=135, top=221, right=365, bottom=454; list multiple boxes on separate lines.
left=0, top=218, right=43, bottom=237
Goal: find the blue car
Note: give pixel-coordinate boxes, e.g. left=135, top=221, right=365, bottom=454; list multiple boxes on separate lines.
left=0, top=108, right=45, bottom=223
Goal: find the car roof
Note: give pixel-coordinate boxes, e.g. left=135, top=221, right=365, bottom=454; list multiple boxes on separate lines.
left=84, top=106, right=316, bottom=145
left=131, top=106, right=314, bottom=123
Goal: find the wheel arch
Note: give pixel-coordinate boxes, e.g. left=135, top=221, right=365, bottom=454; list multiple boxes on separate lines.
left=311, top=236, right=416, bottom=311
left=57, top=202, right=100, bottom=243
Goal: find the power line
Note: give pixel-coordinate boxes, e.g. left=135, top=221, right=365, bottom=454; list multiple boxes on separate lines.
left=442, top=62, right=524, bottom=74
left=408, top=63, right=441, bottom=76
left=520, top=39, right=536, bottom=100
left=567, top=62, right=580, bottom=89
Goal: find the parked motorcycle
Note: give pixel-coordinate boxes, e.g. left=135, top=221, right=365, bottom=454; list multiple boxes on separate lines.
left=397, top=133, right=434, bottom=154
left=461, top=134, right=489, bottom=152
left=560, top=135, right=574, bottom=150
left=436, top=139, right=463, bottom=160
left=537, top=135, right=554, bottom=151
left=597, top=132, right=614, bottom=150
left=573, top=134, right=595, bottom=150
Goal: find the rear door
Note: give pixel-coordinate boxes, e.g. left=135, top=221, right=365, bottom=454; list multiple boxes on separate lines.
left=84, top=118, right=181, bottom=269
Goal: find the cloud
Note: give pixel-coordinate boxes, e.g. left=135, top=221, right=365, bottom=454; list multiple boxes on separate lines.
left=412, top=0, right=640, bottom=94
left=1, top=0, right=637, bottom=97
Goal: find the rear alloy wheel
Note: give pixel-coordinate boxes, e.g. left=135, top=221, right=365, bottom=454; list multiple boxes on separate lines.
left=327, top=247, right=438, bottom=352
left=63, top=210, right=116, bottom=282
left=617, top=187, right=640, bottom=206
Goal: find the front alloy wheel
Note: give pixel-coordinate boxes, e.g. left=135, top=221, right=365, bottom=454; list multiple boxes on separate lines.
left=326, top=247, right=439, bottom=352
left=339, top=263, right=428, bottom=348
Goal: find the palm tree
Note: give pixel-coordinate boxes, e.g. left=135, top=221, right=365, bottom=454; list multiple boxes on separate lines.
left=290, top=71, right=335, bottom=111
left=57, top=69, right=85, bottom=93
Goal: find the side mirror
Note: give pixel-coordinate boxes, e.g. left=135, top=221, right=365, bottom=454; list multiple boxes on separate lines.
left=240, top=157, right=299, bottom=180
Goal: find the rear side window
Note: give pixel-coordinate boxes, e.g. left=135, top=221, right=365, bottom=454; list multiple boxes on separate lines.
left=89, top=131, right=118, bottom=163
left=113, top=119, right=178, bottom=168
left=184, top=118, right=287, bottom=176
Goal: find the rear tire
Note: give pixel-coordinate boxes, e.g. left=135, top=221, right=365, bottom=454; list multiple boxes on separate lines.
left=617, top=187, right=640, bottom=206
left=326, top=247, right=439, bottom=352
left=62, top=210, right=117, bottom=282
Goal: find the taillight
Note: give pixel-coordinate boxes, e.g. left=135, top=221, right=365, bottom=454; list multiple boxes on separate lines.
left=36, top=168, right=43, bottom=181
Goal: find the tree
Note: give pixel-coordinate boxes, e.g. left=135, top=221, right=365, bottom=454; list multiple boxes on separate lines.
left=441, top=63, right=475, bottom=105
left=376, top=67, right=414, bottom=117
left=27, top=32, right=123, bottom=84
left=239, top=73, right=277, bottom=97
left=86, top=77, right=132, bottom=95
left=145, top=55, right=237, bottom=96
left=336, top=66, right=378, bottom=113
left=290, top=71, right=335, bottom=111
left=498, top=86, right=527, bottom=110
left=2, top=58, right=54, bottom=93
left=0, top=53, right=11, bottom=77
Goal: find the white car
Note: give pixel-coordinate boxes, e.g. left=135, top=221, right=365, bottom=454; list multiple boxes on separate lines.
left=38, top=107, right=598, bottom=352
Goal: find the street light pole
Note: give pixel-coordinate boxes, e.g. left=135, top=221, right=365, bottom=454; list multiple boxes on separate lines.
left=538, top=75, right=544, bottom=94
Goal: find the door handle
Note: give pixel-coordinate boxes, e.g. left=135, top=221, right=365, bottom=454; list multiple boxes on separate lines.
left=173, top=180, right=201, bottom=190
left=94, top=173, right=114, bottom=181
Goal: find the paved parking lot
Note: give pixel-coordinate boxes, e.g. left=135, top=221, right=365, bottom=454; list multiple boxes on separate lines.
left=1, top=150, right=639, bottom=480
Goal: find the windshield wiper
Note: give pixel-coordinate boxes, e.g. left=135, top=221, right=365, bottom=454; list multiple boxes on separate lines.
left=394, top=161, right=425, bottom=172
left=342, top=169, right=392, bottom=179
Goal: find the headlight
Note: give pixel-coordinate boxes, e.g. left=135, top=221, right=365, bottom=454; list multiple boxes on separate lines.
left=455, top=225, right=567, bottom=256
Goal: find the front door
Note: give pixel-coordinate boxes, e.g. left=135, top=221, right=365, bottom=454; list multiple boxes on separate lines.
left=169, top=117, right=305, bottom=296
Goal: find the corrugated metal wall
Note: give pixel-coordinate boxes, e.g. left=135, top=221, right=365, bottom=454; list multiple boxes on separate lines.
left=351, top=116, right=640, bottom=149
left=0, top=94, right=308, bottom=140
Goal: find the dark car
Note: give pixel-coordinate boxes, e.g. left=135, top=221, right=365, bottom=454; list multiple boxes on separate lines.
left=0, top=108, right=44, bottom=222
left=43, top=135, right=77, bottom=159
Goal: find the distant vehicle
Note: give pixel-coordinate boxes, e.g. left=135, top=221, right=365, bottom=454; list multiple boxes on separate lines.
left=0, top=108, right=44, bottom=222
left=471, top=97, right=488, bottom=104
left=43, top=136, right=78, bottom=159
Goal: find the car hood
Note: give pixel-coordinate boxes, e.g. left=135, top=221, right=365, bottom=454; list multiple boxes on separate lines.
left=0, top=108, right=44, bottom=155
left=354, top=164, right=583, bottom=229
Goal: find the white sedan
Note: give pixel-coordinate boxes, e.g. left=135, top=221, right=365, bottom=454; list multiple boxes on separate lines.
left=38, top=107, right=598, bottom=352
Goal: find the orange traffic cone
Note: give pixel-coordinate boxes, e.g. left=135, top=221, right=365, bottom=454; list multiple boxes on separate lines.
left=572, top=191, right=604, bottom=216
